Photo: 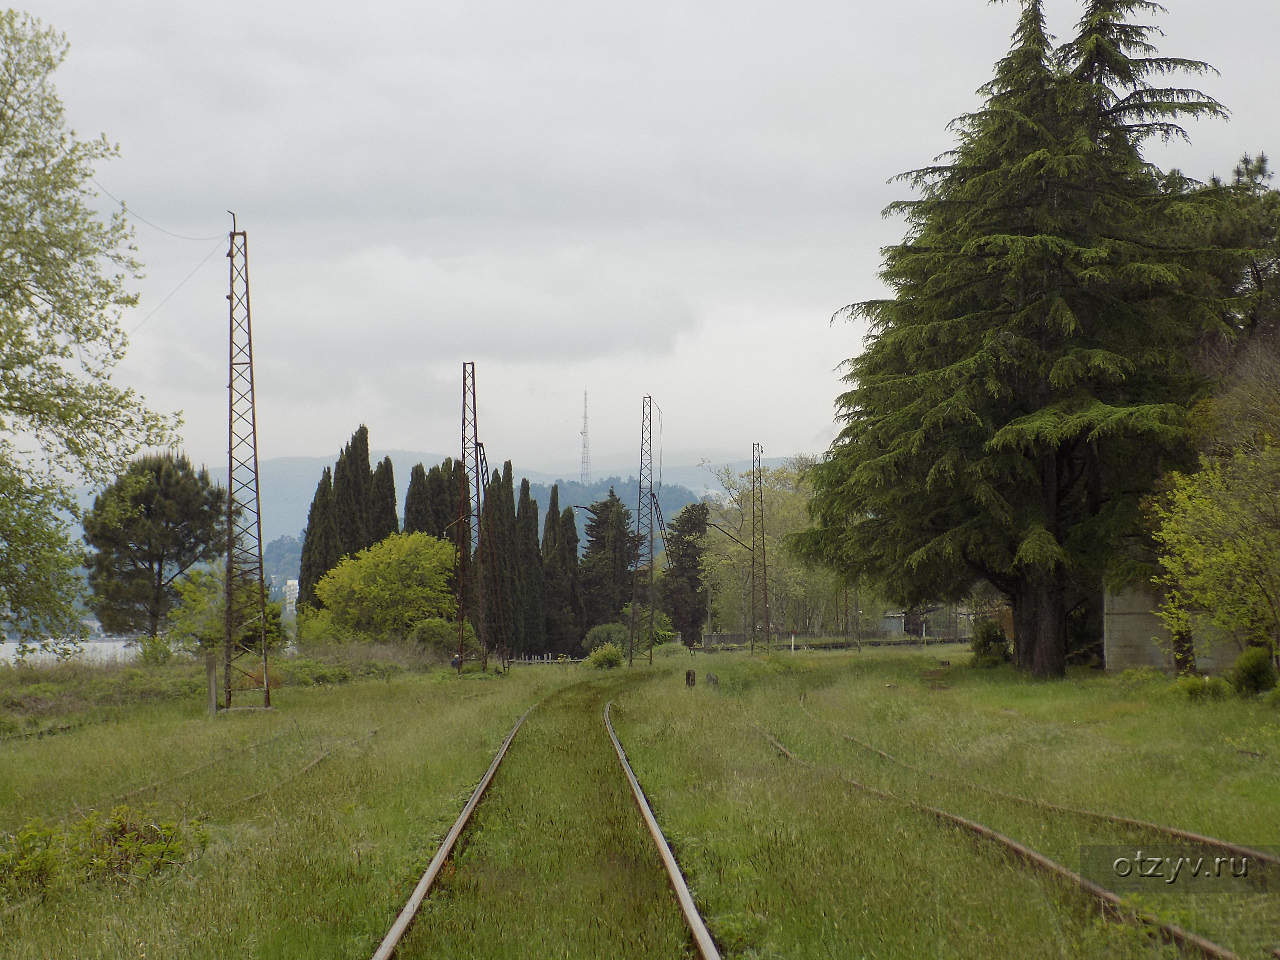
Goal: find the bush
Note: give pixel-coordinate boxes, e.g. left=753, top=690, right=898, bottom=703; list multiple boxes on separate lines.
left=585, top=623, right=628, bottom=653
left=0, top=805, right=206, bottom=900
left=586, top=641, right=624, bottom=669
left=134, top=633, right=173, bottom=666
left=1263, top=685, right=1280, bottom=709
left=969, top=619, right=1009, bottom=668
left=1171, top=674, right=1231, bottom=701
left=1229, top=645, right=1278, bottom=697
left=409, top=617, right=476, bottom=654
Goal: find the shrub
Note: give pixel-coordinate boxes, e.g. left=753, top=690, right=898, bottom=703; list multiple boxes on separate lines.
left=1171, top=674, right=1231, bottom=701
left=586, top=641, right=624, bottom=669
left=134, top=633, right=173, bottom=666
left=969, top=619, right=1009, bottom=668
left=1229, top=645, right=1278, bottom=697
left=585, top=623, right=628, bottom=653
left=0, top=805, right=206, bottom=900
left=1263, top=685, right=1280, bottom=709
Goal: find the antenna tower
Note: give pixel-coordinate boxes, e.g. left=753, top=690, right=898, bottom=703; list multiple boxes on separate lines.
left=222, top=216, right=270, bottom=709
left=627, top=396, right=656, bottom=666
left=750, top=442, right=771, bottom=653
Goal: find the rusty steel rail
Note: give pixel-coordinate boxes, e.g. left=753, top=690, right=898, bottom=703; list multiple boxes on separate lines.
left=758, top=726, right=1240, bottom=960
left=604, top=701, right=721, bottom=960
left=370, top=705, right=535, bottom=960
left=799, top=698, right=1279, bottom=868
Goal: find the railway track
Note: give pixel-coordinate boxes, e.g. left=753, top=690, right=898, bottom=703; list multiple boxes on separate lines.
left=757, top=725, right=1250, bottom=960
left=370, top=684, right=720, bottom=959
left=798, top=696, right=1279, bottom=869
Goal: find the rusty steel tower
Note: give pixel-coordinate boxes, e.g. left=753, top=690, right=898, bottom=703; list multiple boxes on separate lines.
left=750, top=442, right=771, bottom=653
left=456, top=361, right=483, bottom=671
left=223, top=216, right=270, bottom=709
left=627, top=396, right=656, bottom=667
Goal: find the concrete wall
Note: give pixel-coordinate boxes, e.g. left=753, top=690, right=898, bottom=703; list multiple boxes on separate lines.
left=1103, top=587, right=1235, bottom=674
left=1104, top=587, right=1173, bottom=672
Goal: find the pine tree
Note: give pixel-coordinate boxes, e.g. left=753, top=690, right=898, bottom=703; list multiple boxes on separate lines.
left=368, top=456, right=399, bottom=543
left=804, top=0, right=1227, bottom=677
left=298, top=467, right=338, bottom=608
left=403, top=463, right=430, bottom=535
left=515, top=478, right=546, bottom=655
left=331, top=425, right=372, bottom=557
left=579, top=487, right=641, bottom=629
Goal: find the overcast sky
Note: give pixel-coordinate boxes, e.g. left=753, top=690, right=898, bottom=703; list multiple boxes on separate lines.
left=34, top=0, right=1280, bottom=478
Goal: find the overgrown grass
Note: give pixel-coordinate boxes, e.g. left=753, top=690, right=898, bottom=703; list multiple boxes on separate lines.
left=612, top=648, right=1278, bottom=958
left=5, top=646, right=1275, bottom=958
left=396, top=673, right=695, bottom=958
left=0, top=662, right=583, bottom=958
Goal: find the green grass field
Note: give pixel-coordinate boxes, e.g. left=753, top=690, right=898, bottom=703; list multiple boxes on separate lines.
left=2, top=646, right=1276, bottom=958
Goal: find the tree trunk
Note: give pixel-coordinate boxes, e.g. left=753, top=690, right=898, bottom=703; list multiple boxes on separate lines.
left=1171, top=625, right=1197, bottom=675
left=1030, top=577, right=1067, bottom=678
left=1012, top=586, right=1037, bottom=671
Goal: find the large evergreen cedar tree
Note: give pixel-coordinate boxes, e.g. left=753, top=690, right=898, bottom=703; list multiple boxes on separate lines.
left=660, top=503, right=710, bottom=648
left=402, top=464, right=431, bottom=535
left=805, top=0, right=1228, bottom=676
left=83, top=454, right=224, bottom=641
left=0, top=12, right=172, bottom=652
left=580, top=488, right=642, bottom=629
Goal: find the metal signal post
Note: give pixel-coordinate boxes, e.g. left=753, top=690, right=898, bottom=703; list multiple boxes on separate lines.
left=456, top=362, right=483, bottom=671
left=223, top=216, right=270, bottom=709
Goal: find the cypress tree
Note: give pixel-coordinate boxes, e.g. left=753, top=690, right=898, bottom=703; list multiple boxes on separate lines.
left=403, top=463, right=430, bottom=534
left=425, top=461, right=454, bottom=538
left=558, top=505, right=583, bottom=651
left=515, top=478, right=546, bottom=655
left=331, top=425, right=372, bottom=557
left=369, top=456, right=399, bottom=543
left=298, top=467, right=338, bottom=608
left=804, top=0, right=1228, bottom=677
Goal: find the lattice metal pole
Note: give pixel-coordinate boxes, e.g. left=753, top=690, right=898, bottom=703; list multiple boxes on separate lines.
left=627, top=396, right=654, bottom=666
left=750, top=442, right=771, bottom=653
left=457, top=362, right=483, bottom=671
left=223, top=216, right=270, bottom=709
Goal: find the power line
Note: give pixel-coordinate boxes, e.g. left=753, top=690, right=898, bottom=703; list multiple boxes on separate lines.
left=129, top=240, right=223, bottom=335
left=93, top=178, right=223, bottom=242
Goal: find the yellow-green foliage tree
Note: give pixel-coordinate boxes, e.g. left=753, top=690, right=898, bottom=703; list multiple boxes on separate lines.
left=1153, top=446, right=1280, bottom=656
left=312, top=532, right=455, bottom=641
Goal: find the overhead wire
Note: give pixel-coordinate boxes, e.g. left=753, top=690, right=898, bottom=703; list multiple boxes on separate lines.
left=128, top=239, right=224, bottom=336
left=93, top=178, right=223, bottom=242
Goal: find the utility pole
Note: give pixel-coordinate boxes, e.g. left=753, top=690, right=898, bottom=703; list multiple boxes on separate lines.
left=222, top=214, right=270, bottom=711
left=750, top=442, right=771, bottom=653
left=627, top=396, right=655, bottom=666
left=456, top=362, right=483, bottom=671
left=580, top=389, right=591, bottom=487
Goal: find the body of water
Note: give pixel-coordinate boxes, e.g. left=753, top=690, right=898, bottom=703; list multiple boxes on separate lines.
left=0, top=638, right=140, bottom=665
